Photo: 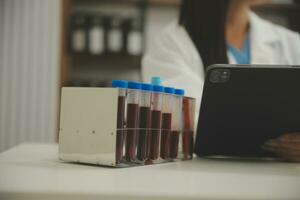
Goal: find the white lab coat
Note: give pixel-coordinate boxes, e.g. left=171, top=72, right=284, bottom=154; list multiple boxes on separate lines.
left=142, top=12, right=300, bottom=115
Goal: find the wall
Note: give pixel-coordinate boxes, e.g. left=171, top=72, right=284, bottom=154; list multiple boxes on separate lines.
left=0, top=0, right=60, bottom=152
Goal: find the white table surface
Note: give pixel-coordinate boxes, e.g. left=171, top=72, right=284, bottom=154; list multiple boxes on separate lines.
left=0, top=144, right=300, bottom=200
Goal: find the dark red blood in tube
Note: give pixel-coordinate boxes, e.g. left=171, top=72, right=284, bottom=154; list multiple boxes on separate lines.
left=182, top=98, right=191, bottom=159
left=160, top=113, right=172, bottom=159
left=182, top=97, right=194, bottom=159
left=149, top=110, right=162, bottom=160
left=116, top=96, right=125, bottom=163
left=137, top=106, right=151, bottom=161
left=182, top=130, right=194, bottom=159
left=190, top=131, right=194, bottom=157
left=125, top=103, right=139, bottom=162
left=170, top=131, right=180, bottom=159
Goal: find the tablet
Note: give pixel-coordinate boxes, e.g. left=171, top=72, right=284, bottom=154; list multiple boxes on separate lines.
left=195, top=64, right=300, bottom=158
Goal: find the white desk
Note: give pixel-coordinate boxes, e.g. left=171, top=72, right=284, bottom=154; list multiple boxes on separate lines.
left=0, top=144, right=300, bottom=200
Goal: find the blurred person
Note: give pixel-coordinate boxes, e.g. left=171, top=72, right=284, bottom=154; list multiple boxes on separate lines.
left=142, top=0, right=300, bottom=162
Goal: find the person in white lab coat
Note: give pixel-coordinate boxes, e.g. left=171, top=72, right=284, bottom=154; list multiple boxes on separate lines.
left=142, top=0, right=300, bottom=162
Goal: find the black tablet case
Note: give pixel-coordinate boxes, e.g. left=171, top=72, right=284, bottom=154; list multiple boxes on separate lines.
left=195, top=65, right=300, bottom=157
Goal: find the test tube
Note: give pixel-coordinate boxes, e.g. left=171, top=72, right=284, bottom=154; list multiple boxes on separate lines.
left=182, top=97, right=196, bottom=160
left=125, top=81, right=141, bottom=162
left=112, top=80, right=128, bottom=164
left=149, top=85, right=164, bottom=160
left=160, top=87, right=175, bottom=160
left=137, top=83, right=153, bottom=161
left=170, top=89, right=184, bottom=159
left=151, top=77, right=162, bottom=85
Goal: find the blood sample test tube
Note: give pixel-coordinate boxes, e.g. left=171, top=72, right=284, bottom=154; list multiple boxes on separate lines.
left=137, top=83, right=153, bottom=161
left=125, top=81, right=141, bottom=162
left=149, top=84, right=164, bottom=160
left=160, top=87, right=175, bottom=160
left=182, top=97, right=196, bottom=160
left=112, top=80, right=128, bottom=164
left=170, top=89, right=184, bottom=159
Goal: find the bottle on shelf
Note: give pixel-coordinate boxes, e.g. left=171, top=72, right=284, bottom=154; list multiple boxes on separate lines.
left=108, top=16, right=123, bottom=54
left=71, top=13, right=90, bottom=53
left=89, top=15, right=104, bottom=55
left=128, top=18, right=143, bottom=56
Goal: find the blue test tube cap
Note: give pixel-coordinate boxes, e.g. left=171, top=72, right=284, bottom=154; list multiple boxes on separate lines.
left=128, top=81, right=142, bottom=90
left=152, top=85, right=164, bottom=92
left=175, top=89, right=185, bottom=96
left=141, top=83, right=153, bottom=91
left=164, top=87, right=175, bottom=94
left=111, top=80, right=128, bottom=88
left=151, top=77, right=162, bottom=85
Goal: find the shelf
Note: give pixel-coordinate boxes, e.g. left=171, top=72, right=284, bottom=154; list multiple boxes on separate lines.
left=73, top=0, right=142, bottom=7
left=71, top=53, right=142, bottom=69
left=72, top=0, right=180, bottom=7
left=253, top=3, right=300, bottom=33
left=253, top=3, right=300, bottom=14
left=149, top=0, right=180, bottom=7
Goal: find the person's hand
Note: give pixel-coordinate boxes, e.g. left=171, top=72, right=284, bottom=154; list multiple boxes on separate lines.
left=263, top=133, right=300, bottom=163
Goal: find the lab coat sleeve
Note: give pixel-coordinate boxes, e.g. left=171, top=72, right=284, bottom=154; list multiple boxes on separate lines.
left=142, top=24, right=205, bottom=130
left=275, top=25, right=300, bottom=65
left=293, top=33, right=300, bottom=65
left=141, top=23, right=205, bottom=114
